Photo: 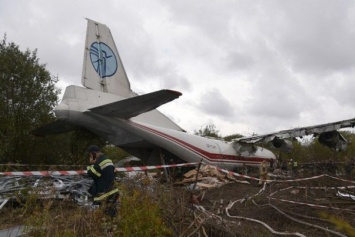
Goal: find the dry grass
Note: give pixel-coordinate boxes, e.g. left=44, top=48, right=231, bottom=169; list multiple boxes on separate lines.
left=1, top=173, right=355, bottom=237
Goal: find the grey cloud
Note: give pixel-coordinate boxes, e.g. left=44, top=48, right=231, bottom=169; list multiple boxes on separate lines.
left=161, top=71, right=192, bottom=91
left=196, top=88, right=235, bottom=118
left=245, top=65, right=311, bottom=122
left=270, top=1, right=355, bottom=74
left=223, top=51, right=256, bottom=71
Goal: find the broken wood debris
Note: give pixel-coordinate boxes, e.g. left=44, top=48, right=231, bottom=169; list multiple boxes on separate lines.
left=174, top=165, right=249, bottom=190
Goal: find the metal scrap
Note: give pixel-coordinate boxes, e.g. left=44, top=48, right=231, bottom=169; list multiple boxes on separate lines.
left=0, top=175, right=94, bottom=209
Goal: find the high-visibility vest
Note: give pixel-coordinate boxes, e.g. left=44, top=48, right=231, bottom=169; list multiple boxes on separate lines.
left=94, top=188, right=120, bottom=202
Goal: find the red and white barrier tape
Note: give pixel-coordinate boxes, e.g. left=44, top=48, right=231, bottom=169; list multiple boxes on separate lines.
left=114, top=162, right=197, bottom=172
left=0, top=164, right=85, bottom=167
left=1, top=162, right=354, bottom=186
left=217, top=167, right=355, bottom=184
left=0, top=170, right=86, bottom=176
left=0, top=162, right=198, bottom=176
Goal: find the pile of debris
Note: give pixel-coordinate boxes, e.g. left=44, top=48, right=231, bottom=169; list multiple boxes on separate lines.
left=0, top=164, right=250, bottom=210
left=0, top=175, right=93, bottom=209
left=174, top=164, right=249, bottom=190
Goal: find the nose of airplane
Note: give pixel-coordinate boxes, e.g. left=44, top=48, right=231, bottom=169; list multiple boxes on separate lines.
left=54, top=102, right=69, bottom=118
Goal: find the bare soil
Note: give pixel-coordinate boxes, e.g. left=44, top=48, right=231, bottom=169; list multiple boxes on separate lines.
left=189, top=174, right=355, bottom=237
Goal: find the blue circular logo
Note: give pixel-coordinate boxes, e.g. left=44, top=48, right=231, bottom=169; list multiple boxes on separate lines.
left=90, top=42, right=117, bottom=78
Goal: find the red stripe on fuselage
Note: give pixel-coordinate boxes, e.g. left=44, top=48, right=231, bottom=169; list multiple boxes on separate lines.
left=125, top=121, right=271, bottom=165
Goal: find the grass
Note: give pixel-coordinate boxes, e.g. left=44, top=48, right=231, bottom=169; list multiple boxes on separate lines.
left=1, top=176, right=181, bottom=236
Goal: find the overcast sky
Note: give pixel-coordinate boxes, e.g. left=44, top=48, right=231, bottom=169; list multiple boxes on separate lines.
left=1, top=0, right=355, bottom=137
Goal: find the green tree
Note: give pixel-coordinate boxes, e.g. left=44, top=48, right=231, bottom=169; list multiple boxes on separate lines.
left=0, top=35, right=60, bottom=163
left=194, top=124, right=221, bottom=138
left=103, top=145, right=130, bottom=164
left=0, top=36, right=129, bottom=168
left=337, top=131, right=355, bottom=160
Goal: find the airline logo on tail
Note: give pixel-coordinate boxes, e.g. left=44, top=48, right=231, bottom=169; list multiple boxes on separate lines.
left=90, top=42, right=117, bottom=78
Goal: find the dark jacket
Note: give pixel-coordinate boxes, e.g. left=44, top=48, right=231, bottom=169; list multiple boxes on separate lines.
left=87, top=154, right=115, bottom=197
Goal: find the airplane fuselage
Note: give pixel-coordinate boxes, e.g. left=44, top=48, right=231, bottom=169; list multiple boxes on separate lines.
left=56, top=86, right=276, bottom=170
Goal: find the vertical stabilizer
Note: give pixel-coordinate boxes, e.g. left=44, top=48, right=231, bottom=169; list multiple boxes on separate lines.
left=82, top=18, right=132, bottom=97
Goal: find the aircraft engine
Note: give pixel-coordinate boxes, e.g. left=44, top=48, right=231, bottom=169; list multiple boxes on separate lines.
left=318, top=131, right=348, bottom=151
left=269, top=137, right=293, bottom=153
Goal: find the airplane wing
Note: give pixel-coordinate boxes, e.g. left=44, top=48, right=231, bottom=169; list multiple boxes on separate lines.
left=32, top=119, right=76, bottom=136
left=89, top=89, right=182, bottom=118
left=232, top=118, right=355, bottom=152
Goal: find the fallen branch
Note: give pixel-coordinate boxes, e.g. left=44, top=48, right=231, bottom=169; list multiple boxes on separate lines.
left=282, top=209, right=334, bottom=224
left=179, top=212, right=206, bottom=237
left=226, top=198, right=306, bottom=237
left=269, top=203, right=348, bottom=237
left=186, top=216, right=206, bottom=237
left=225, top=210, right=306, bottom=237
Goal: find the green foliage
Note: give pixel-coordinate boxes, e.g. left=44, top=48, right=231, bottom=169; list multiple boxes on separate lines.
left=103, top=145, right=130, bottom=164
left=64, top=128, right=106, bottom=165
left=0, top=35, right=60, bottom=164
left=194, top=125, right=221, bottom=138
left=23, top=199, right=97, bottom=237
left=0, top=36, right=113, bottom=166
left=319, top=212, right=355, bottom=237
left=339, top=131, right=355, bottom=160
left=15, top=177, right=173, bottom=236
left=270, top=138, right=314, bottom=163
left=118, top=182, right=173, bottom=236
left=275, top=131, right=355, bottom=163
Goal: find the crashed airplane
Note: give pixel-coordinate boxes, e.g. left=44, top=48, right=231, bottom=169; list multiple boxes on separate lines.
left=33, top=18, right=355, bottom=170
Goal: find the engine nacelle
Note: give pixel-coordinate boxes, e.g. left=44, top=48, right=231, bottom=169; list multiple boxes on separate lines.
left=318, top=131, right=347, bottom=151
left=269, top=137, right=293, bottom=153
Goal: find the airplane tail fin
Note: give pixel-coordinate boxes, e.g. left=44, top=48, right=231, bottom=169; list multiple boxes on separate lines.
left=82, top=18, right=133, bottom=97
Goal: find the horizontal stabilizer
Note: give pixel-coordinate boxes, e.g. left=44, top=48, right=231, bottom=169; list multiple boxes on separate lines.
left=32, top=120, right=76, bottom=136
left=89, top=89, right=182, bottom=118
